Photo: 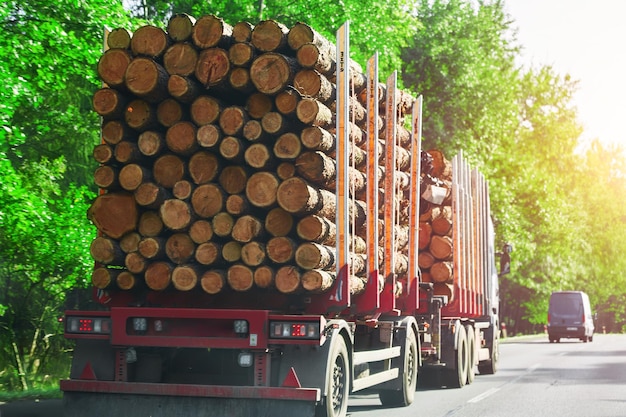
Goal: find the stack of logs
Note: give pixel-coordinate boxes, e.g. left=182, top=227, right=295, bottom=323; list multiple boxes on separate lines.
left=88, top=14, right=418, bottom=298
left=418, top=149, right=456, bottom=301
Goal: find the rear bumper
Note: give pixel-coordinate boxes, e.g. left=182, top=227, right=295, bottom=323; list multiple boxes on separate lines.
left=548, top=325, right=590, bottom=338
left=61, top=380, right=319, bottom=417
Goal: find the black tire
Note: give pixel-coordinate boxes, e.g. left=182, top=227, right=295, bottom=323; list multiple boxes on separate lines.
left=316, top=335, right=350, bottom=417
left=478, top=327, right=498, bottom=375
left=379, top=328, right=418, bottom=407
left=465, top=325, right=476, bottom=384
left=443, top=324, right=468, bottom=388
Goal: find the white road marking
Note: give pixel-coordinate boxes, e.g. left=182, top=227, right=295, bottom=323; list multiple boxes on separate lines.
left=468, top=363, right=541, bottom=404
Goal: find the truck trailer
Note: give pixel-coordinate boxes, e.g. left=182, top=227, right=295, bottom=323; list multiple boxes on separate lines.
left=61, top=16, right=507, bottom=417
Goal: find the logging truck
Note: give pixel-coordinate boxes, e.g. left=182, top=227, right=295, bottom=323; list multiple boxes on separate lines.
left=61, top=15, right=509, bottom=417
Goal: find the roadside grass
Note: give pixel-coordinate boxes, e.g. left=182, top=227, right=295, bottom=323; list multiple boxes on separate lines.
left=0, top=386, right=62, bottom=403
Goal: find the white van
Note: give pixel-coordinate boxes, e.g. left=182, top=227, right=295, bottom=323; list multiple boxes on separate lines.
left=547, top=291, right=594, bottom=343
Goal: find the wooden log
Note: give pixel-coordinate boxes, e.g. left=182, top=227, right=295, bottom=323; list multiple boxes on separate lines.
left=274, top=86, right=302, bottom=116
left=94, top=166, right=119, bottom=190
left=225, top=194, right=250, bottom=216
left=165, top=233, right=196, bottom=264
left=297, top=214, right=336, bottom=245
left=419, top=222, right=432, bottom=250
left=138, top=130, right=165, bottom=157
left=300, top=126, right=334, bottom=152
left=88, top=193, right=138, bottom=239
left=191, top=183, right=225, bottom=217
left=93, top=144, right=114, bottom=164
left=115, top=141, right=144, bottom=164
left=153, top=154, right=186, bottom=188
left=228, top=264, right=254, bottom=292
left=429, top=235, right=453, bottom=260
left=106, top=27, right=132, bottom=49
left=194, top=125, right=221, bottom=151
left=163, top=42, right=198, bottom=76
left=131, top=25, right=170, bottom=58
left=138, top=236, right=167, bottom=259
left=138, top=211, right=164, bottom=237
left=144, top=261, right=174, bottom=291
left=125, top=251, right=148, bottom=274
left=191, top=95, right=223, bottom=126
left=91, top=267, right=121, bottom=290
left=246, top=92, right=274, bottom=119
left=273, top=133, right=302, bottom=161
left=188, top=151, right=220, bottom=184
left=172, top=264, right=200, bottom=291
left=125, top=99, right=158, bottom=131
left=267, top=236, right=297, bottom=264
left=296, top=98, right=333, bottom=127
left=192, top=15, right=232, bottom=49
left=418, top=251, right=435, bottom=270
left=231, top=215, right=264, bottom=243
left=245, top=171, right=279, bottom=208
left=254, top=265, right=275, bottom=288
left=229, top=42, right=256, bottom=67
left=102, top=120, right=133, bottom=145
left=195, top=241, right=222, bottom=265
left=250, top=52, right=299, bottom=95
left=275, top=266, right=301, bottom=294
left=295, top=242, right=335, bottom=270
left=189, top=219, right=213, bottom=243
left=433, top=282, right=454, bottom=301
left=125, top=57, right=169, bottom=103
left=241, top=241, right=266, bottom=267
left=212, top=212, right=235, bottom=237
left=93, top=88, right=126, bottom=119
left=427, top=149, right=452, bottom=181
left=301, top=269, right=334, bottom=293
left=201, top=269, right=226, bottom=294
left=157, top=98, right=184, bottom=128
left=296, top=42, right=334, bottom=76
left=277, top=162, right=296, bottom=180
left=243, top=119, right=269, bottom=142
left=168, top=74, right=201, bottom=103
left=218, top=165, right=248, bottom=194
left=431, top=206, right=452, bottom=236
left=328, top=121, right=364, bottom=147
left=245, top=143, right=275, bottom=170
left=194, top=47, right=230, bottom=89
left=160, top=199, right=195, bottom=231
left=252, top=20, right=289, bottom=52
left=294, top=70, right=335, bottom=104
left=90, top=236, right=124, bottom=265
left=97, top=48, right=132, bottom=89
left=264, top=207, right=294, bottom=237
left=119, top=232, right=142, bottom=253
left=134, top=182, right=170, bottom=208
left=287, top=22, right=329, bottom=51
left=167, top=13, right=196, bottom=42
left=166, top=121, right=198, bottom=155
left=276, top=176, right=335, bottom=217
left=229, top=67, right=255, bottom=93
left=173, top=179, right=194, bottom=200
left=119, top=163, right=151, bottom=191
left=222, top=241, right=242, bottom=262
left=113, top=271, right=138, bottom=290
left=219, top=105, right=248, bottom=136
left=430, top=261, right=453, bottom=283
left=261, top=111, right=292, bottom=136
left=233, top=21, right=254, bottom=43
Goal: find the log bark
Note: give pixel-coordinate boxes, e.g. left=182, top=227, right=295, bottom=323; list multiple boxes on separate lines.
left=94, top=166, right=118, bottom=190
left=163, top=42, right=198, bottom=76
left=212, top=212, right=235, bottom=237
left=427, top=149, right=453, bottom=180
left=250, top=52, right=299, bottom=95
left=192, top=15, right=232, bottom=49
left=189, top=219, right=213, bottom=243
left=88, top=193, right=138, bottom=239
left=191, top=184, right=225, bottom=218
left=189, top=151, right=220, bottom=184
left=160, top=199, right=195, bottom=231
left=297, top=214, right=336, bottom=245
left=245, top=171, right=279, bottom=208
left=153, top=154, right=185, bottom=188
left=172, top=265, right=199, bottom=291
left=201, top=270, right=226, bottom=294
left=241, top=241, right=266, bottom=266
left=232, top=215, right=264, bottom=243
left=131, top=25, right=170, bottom=58
left=229, top=67, right=255, bottom=93
left=251, top=20, right=289, bottom=52
left=267, top=236, right=297, bottom=264
left=233, top=21, right=254, bottom=42
left=228, top=264, right=254, bottom=291
left=300, top=126, right=334, bottom=152
left=157, top=98, right=184, bottom=128
left=419, top=222, right=432, bottom=250
left=167, top=13, right=196, bottom=42
left=276, top=176, right=335, bottom=217
left=138, top=211, right=164, bottom=237
left=165, top=233, right=196, bottom=264
left=296, top=42, right=334, bottom=76
left=117, top=271, right=139, bottom=290
left=431, top=206, right=452, bottom=236
left=125, top=57, right=169, bottom=103
left=119, top=232, right=141, bottom=253
left=264, top=207, right=294, bottom=237
left=261, top=111, right=292, bottom=136
left=90, top=236, right=124, bottom=265
left=191, top=95, right=223, bottom=126
left=433, top=282, right=454, bottom=301
left=93, top=144, right=114, bottom=164
left=144, top=261, right=173, bottom=291
left=97, top=49, right=132, bottom=89
left=418, top=251, right=435, bottom=270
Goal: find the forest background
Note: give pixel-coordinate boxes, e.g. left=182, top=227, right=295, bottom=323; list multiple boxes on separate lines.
left=2, top=0, right=625, bottom=393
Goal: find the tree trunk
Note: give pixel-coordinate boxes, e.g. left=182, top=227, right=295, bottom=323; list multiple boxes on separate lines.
left=296, top=97, right=333, bottom=127
left=261, top=111, right=292, bottom=136
left=244, top=143, right=275, bottom=169
left=168, top=74, right=201, bottom=103
left=301, top=269, right=334, bottom=293
left=273, top=132, right=302, bottom=160
left=93, top=88, right=127, bottom=119
left=125, top=252, right=148, bottom=274
left=430, top=261, right=453, bottom=283
left=274, top=86, right=301, bottom=116
left=296, top=42, right=334, bottom=76
left=229, top=42, right=256, bottom=67
left=220, top=105, right=249, bottom=136
left=294, top=70, right=334, bottom=104
left=117, top=271, right=139, bottom=290
left=102, top=120, right=133, bottom=145
left=429, top=235, right=453, bottom=260
left=197, top=124, right=223, bottom=149
left=276, top=176, right=335, bottom=217
left=300, top=126, right=334, bottom=152
left=226, top=194, right=250, bottom=215
left=94, top=166, right=119, bottom=190
left=243, top=119, right=269, bottom=142
left=431, top=205, right=452, bottom=236
left=93, top=144, right=114, bottom=164
left=134, top=182, right=169, bottom=208
left=229, top=68, right=255, bottom=93
left=153, top=154, right=185, bottom=188
left=222, top=241, right=242, bottom=263
left=232, top=21, right=254, bottom=43
left=219, top=165, right=249, bottom=194
left=125, top=99, right=158, bottom=131
left=138, top=130, right=165, bottom=157
left=219, top=136, right=246, bottom=163
left=173, top=179, right=194, bottom=200
left=166, top=121, right=198, bottom=156
left=296, top=214, right=336, bottom=245
left=246, top=92, right=273, bottom=119
left=106, top=27, right=132, bottom=49
left=189, top=219, right=213, bottom=243
left=119, top=163, right=151, bottom=191
left=295, top=242, right=335, bottom=270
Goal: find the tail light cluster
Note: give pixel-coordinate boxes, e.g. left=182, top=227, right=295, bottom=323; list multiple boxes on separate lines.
left=66, top=316, right=111, bottom=335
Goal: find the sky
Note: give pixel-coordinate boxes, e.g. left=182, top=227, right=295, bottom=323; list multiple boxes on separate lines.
left=504, top=0, right=626, bottom=148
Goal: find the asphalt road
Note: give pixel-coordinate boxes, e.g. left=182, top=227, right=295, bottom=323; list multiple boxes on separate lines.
left=2, top=333, right=624, bottom=417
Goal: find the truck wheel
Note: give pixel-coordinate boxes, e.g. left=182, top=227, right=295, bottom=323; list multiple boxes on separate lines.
left=316, top=336, right=350, bottom=417
left=443, top=324, right=468, bottom=388
left=478, top=328, right=499, bottom=375
left=379, top=328, right=418, bottom=406
left=465, top=325, right=476, bottom=384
